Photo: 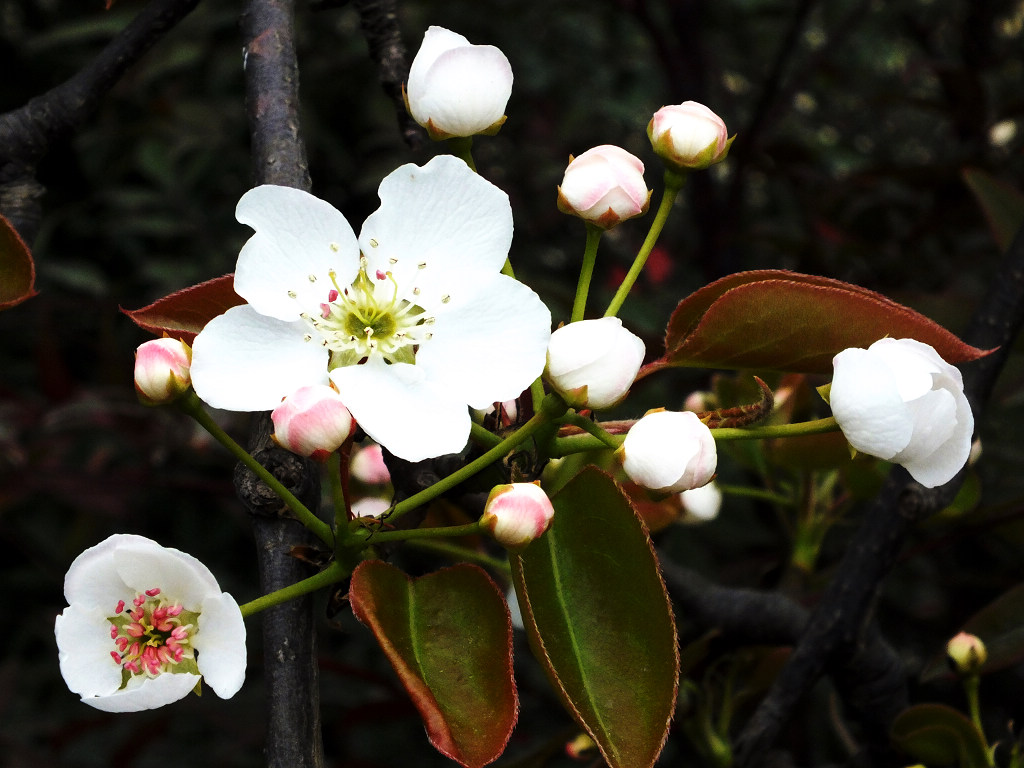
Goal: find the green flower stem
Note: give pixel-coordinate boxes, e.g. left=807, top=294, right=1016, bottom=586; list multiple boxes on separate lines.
left=530, top=377, right=546, bottom=416
left=239, top=561, right=348, bottom=618
left=383, top=393, right=568, bottom=524
left=405, top=539, right=513, bottom=579
left=470, top=420, right=503, bottom=449
left=604, top=169, right=686, bottom=318
left=326, top=451, right=348, bottom=534
left=448, top=136, right=477, bottom=171
left=571, top=224, right=603, bottom=323
left=560, top=411, right=620, bottom=450
left=717, top=483, right=794, bottom=507
left=963, top=675, right=993, bottom=765
left=367, top=520, right=484, bottom=544
left=549, top=416, right=840, bottom=457
left=178, top=392, right=334, bottom=547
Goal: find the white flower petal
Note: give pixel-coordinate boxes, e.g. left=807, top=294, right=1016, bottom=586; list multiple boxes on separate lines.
left=410, top=46, right=512, bottom=135
left=235, top=185, right=359, bottom=320
left=194, top=592, right=247, bottom=699
left=82, top=673, right=201, bottom=713
left=868, top=337, right=944, bottom=401
left=64, top=534, right=150, bottom=610
left=901, top=390, right=974, bottom=487
left=191, top=304, right=329, bottom=411
left=358, top=156, right=513, bottom=308
left=55, top=604, right=123, bottom=697
left=829, top=347, right=914, bottom=458
left=113, top=539, right=221, bottom=609
left=417, top=274, right=550, bottom=408
left=330, top=358, right=471, bottom=462
left=406, top=26, right=471, bottom=99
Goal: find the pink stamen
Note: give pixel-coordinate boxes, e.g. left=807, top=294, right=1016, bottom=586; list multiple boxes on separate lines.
left=145, top=588, right=161, bottom=597
left=133, top=595, right=145, bottom=608
left=110, top=651, right=122, bottom=664
left=320, top=303, right=331, bottom=319
left=375, top=269, right=387, bottom=280
left=327, top=289, right=339, bottom=302
left=115, top=600, right=125, bottom=613
left=110, top=624, right=118, bottom=639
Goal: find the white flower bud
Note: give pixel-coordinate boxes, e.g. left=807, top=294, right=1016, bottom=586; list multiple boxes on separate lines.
left=271, top=384, right=355, bottom=462
left=648, top=101, right=731, bottom=171
left=350, top=442, right=391, bottom=485
left=556, top=145, right=651, bottom=229
left=480, top=481, right=555, bottom=550
left=946, top=632, right=987, bottom=675
left=545, top=317, right=645, bottom=410
left=619, top=410, right=717, bottom=493
left=134, top=338, right=192, bottom=406
left=680, top=481, right=722, bottom=524
left=406, top=26, right=513, bottom=140
left=828, top=338, right=974, bottom=488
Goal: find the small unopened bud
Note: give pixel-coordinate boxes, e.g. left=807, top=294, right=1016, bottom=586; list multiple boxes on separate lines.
left=648, top=101, right=732, bottom=171
left=271, top=384, right=355, bottom=462
left=565, top=733, right=598, bottom=760
left=350, top=442, right=391, bottom=485
left=557, top=145, right=651, bottom=229
left=545, top=317, right=645, bottom=410
left=480, top=481, right=555, bottom=550
left=680, top=482, right=722, bottom=524
left=618, top=410, right=717, bottom=493
left=946, top=632, right=987, bottom=675
left=134, top=338, right=192, bottom=406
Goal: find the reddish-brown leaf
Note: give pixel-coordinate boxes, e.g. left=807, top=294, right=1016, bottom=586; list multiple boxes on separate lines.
left=644, top=270, right=991, bottom=376
left=122, top=274, right=243, bottom=343
left=0, top=213, right=37, bottom=310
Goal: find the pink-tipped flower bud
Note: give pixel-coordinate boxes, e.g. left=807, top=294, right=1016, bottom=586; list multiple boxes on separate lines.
left=557, top=145, right=651, bottom=229
left=406, top=26, right=513, bottom=140
left=648, top=102, right=732, bottom=171
left=480, top=481, right=555, bottom=550
left=946, top=632, right=987, bottom=675
left=545, top=317, right=645, bottom=410
left=618, top=410, right=717, bottom=493
left=134, top=338, right=192, bottom=406
left=350, top=442, right=391, bottom=485
left=271, top=384, right=355, bottom=462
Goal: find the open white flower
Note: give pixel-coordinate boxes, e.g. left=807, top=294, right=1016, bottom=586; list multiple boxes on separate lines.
left=829, top=338, right=973, bottom=488
left=55, top=534, right=246, bottom=713
left=190, top=155, right=551, bottom=462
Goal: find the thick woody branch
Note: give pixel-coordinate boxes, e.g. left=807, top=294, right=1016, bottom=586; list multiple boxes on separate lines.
left=0, top=0, right=200, bottom=242
left=237, top=0, right=322, bottom=766
left=733, top=223, right=1024, bottom=765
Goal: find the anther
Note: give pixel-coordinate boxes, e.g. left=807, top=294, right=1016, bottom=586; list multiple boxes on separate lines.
left=330, top=242, right=339, bottom=252
left=308, top=274, right=317, bottom=283
left=287, top=290, right=297, bottom=299
left=376, top=270, right=387, bottom=280
left=441, top=295, right=451, bottom=304
left=369, top=238, right=379, bottom=248
left=417, top=262, right=427, bottom=269
left=389, top=257, right=398, bottom=265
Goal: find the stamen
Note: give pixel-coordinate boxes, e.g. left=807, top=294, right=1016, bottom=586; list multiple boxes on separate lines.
left=376, top=270, right=387, bottom=280
left=308, top=274, right=317, bottom=283
left=330, top=242, right=339, bottom=252
left=287, top=290, right=297, bottom=299
left=369, top=238, right=379, bottom=248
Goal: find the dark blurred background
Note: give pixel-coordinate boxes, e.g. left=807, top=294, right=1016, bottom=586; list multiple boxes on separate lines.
left=2, top=0, right=1024, bottom=765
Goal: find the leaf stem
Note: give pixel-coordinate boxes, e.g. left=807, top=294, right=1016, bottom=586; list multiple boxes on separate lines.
left=560, top=411, right=620, bottom=449
left=406, top=538, right=513, bottom=578
left=368, top=520, right=484, bottom=543
left=604, top=169, right=685, bottom=318
left=239, top=561, right=348, bottom=618
left=178, top=391, right=334, bottom=547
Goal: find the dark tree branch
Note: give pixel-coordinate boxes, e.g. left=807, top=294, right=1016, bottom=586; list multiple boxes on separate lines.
left=733, top=223, right=1024, bottom=766
left=0, top=0, right=201, bottom=242
left=352, top=0, right=424, bottom=150
left=237, top=0, right=322, bottom=766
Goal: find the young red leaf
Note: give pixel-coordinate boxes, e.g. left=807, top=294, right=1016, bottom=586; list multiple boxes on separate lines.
left=0, top=213, right=37, bottom=310
left=644, top=270, right=990, bottom=376
left=510, top=467, right=678, bottom=768
left=122, top=274, right=244, bottom=343
left=349, top=560, right=517, bottom=768
left=962, top=167, right=1024, bottom=253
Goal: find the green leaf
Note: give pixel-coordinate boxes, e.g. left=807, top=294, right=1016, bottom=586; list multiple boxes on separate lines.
left=644, top=270, right=991, bottom=376
left=510, top=467, right=678, bottom=768
left=961, top=583, right=1024, bottom=674
left=0, top=213, right=37, bottom=310
left=891, top=704, right=991, bottom=768
left=349, top=561, right=517, bottom=768
left=962, top=167, right=1024, bottom=253
left=122, top=274, right=244, bottom=343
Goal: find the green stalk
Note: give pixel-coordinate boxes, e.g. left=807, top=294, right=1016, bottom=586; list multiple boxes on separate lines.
left=604, top=169, right=686, bottom=318
left=380, top=393, right=568, bottom=524
left=239, top=561, right=347, bottom=618
left=178, top=392, right=334, bottom=547
left=560, top=411, right=620, bottom=449
left=405, top=539, right=513, bottom=579
left=368, top=520, right=484, bottom=544
left=571, top=224, right=603, bottom=322
left=326, top=450, right=348, bottom=535
left=448, top=136, right=477, bottom=171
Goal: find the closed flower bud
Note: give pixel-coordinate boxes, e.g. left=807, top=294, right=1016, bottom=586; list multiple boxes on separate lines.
left=480, top=481, right=555, bottom=550
left=946, top=632, right=987, bottom=675
left=648, top=102, right=732, bottom=171
left=557, top=145, right=651, bottom=229
left=406, top=26, right=513, bottom=140
left=618, top=410, right=717, bottom=493
left=350, top=442, right=391, bottom=485
left=680, top=481, right=722, bottom=524
left=134, top=338, right=192, bottom=406
left=271, top=384, right=355, bottom=462
left=828, top=338, right=974, bottom=488
left=545, top=317, right=645, bottom=410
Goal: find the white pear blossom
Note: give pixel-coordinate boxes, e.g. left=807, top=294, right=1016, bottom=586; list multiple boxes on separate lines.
left=829, top=338, right=973, bottom=488
left=190, top=155, right=551, bottom=462
left=407, top=26, right=513, bottom=140
left=545, top=317, right=645, bottom=409
left=55, top=534, right=246, bottom=713
left=557, top=145, right=650, bottom=229
left=619, top=410, right=717, bottom=493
